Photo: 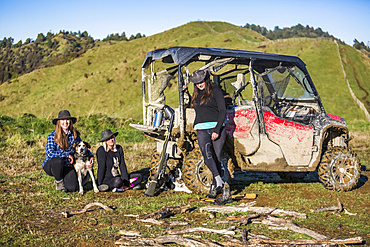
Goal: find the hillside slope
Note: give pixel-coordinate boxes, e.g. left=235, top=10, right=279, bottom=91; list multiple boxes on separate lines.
left=0, top=21, right=368, bottom=122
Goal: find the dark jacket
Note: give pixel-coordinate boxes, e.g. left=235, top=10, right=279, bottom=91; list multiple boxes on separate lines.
left=96, top=145, right=129, bottom=185
left=193, top=86, right=227, bottom=134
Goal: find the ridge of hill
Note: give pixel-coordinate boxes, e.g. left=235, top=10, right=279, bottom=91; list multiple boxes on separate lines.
left=0, top=32, right=96, bottom=84
left=0, top=21, right=369, bottom=123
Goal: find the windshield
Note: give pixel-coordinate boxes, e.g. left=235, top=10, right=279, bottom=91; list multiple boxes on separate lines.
left=257, top=65, right=315, bottom=100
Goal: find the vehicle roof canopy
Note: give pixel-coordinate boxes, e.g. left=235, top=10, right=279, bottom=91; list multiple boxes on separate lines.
left=142, top=46, right=306, bottom=70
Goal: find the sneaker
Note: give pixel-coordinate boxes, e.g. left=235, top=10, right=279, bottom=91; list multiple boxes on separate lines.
left=98, top=184, right=109, bottom=192
left=112, top=186, right=129, bottom=192
left=132, top=184, right=142, bottom=190
left=55, top=181, right=66, bottom=192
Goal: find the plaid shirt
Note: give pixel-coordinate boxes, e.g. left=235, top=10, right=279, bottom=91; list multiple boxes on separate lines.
left=42, top=130, right=81, bottom=167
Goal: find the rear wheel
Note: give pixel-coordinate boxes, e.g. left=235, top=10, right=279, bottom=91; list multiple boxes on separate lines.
left=181, top=148, right=230, bottom=194
left=318, top=147, right=360, bottom=191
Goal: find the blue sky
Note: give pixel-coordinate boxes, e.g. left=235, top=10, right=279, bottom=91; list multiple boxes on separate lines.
left=0, top=0, right=369, bottom=46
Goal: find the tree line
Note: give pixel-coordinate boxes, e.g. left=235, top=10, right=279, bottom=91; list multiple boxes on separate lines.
left=0, top=30, right=145, bottom=84
left=244, top=23, right=369, bottom=52
left=353, top=39, right=370, bottom=52
left=102, top=32, right=145, bottom=42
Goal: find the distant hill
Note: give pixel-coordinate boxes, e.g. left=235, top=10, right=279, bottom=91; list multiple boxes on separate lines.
left=0, top=31, right=145, bottom=85
left=0, top=21, right=369, bottom=123
left=0, top=31, right=95, bottom=84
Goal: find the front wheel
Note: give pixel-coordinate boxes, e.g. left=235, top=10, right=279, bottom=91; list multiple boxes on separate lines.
left=181, top=148, right=230, bottom=194
left=317, top=147, right=360, bottom=191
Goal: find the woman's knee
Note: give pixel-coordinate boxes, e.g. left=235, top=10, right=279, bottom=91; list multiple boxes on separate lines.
left=111, top=177, right=123, bottom=188
left=43, top=158, right=64, bottom=177
left=63, top=168, right=78, bottom=192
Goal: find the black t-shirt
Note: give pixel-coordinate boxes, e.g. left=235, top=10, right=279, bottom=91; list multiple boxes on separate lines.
left=193, top=86, right=227, bottom=134
left=96, top=145, right=129, bottom=185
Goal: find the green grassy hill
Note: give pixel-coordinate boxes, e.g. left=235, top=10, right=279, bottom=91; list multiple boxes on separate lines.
left=0, top=21, right=369, bottom=123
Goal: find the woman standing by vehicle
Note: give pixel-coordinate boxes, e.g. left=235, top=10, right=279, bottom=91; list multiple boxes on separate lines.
left=42, top=110, right=94, bottom=192
left=96, top=129, right=142, bottom=192
left=189, top=70, right=227, bottom=198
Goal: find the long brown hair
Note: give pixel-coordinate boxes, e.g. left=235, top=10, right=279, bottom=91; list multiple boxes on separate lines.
left=54, top=120, right=78, bottom=150
left=190, top=75, right=213, bottom=106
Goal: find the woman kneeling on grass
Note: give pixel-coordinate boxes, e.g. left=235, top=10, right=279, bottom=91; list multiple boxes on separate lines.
left=96, top=129, right=142, bottom=192
left=42, top=110, right=94, bottom=192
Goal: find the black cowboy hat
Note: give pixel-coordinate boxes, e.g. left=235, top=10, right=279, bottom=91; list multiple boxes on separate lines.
left=100, top=129, right=118, bottom=142
left=189, top=70, right=208, bottom=84
left=52, top=110, right=77, bottom=125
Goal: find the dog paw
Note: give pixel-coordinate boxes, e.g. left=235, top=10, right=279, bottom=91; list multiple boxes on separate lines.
left=79, top=191, right=84, bottom=195
left=94, top=189, right=99, bottom=193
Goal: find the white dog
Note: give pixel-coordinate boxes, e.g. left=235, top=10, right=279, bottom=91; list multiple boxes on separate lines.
left=73, top=141, right=99, bottom=195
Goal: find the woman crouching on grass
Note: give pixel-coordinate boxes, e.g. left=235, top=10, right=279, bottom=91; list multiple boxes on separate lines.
left=42, top=110, right=94, bottom=192
left=96, top=129, right=142, bottom=192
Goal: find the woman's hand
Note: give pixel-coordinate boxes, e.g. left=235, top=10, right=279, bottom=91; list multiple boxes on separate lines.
left=88, top=157, right=94, bottom=168
left=211, top=132, right=219, bottom=141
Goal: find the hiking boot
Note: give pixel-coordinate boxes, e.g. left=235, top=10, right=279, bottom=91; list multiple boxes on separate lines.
left=55, top=180, right=66, bottom=192
left=214, top=182, right=233, bottom=205
left=206, top=185, right=223, bottom=199
left=98, top=184, right=109, bottom=192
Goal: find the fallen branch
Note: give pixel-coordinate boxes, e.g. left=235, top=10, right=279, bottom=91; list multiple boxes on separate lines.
left=117, top=230, right=141, bottom=237
left=138, top=205, right=192, bottom=220
left=200, top=201, right=307, bottom=219
left=247, top=236, right=363, bottom=245
left=254, top=215, right=328, bottom=240
left=155, top=235, right=222, bottom=247
left=225, top=214, right=260, bottom=225
left=62, top=202, right=113, bottom=218
left=311, top=198, right=343, bottom=213
left=167, top=226, right=235, bottom=235
left=311, top=198, right=357, bottom=216
left=136, top=218, right=189, bottom=226
left=115, top=234, right=223, bottom=246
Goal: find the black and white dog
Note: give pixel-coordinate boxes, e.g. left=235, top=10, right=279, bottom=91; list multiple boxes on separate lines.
left=73, top=141, right=99, bottom=195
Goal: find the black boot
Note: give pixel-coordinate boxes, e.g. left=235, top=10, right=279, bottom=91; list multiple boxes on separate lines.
left=206, top=184, right=223, bottom=199
left=214, top=182, right=233, bottom=205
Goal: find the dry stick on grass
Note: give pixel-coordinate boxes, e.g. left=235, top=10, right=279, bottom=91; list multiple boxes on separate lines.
left=155, top=235, right=222, bottom=247
left=167, top=226, right=235, bottom=235
left=225, top=214, right=261, bottom=225
left=247, top=236, right=364, bottom=246
left=203, top=202, right=362, bottom=244
left=200, top=201, right=307, bottom=219
left=115, top=233, right=223, bottom=247
left=311, top=198, right=357, bottom=216
left=138, top=205, right=191, bottom=220
left=136, top=218, right=189, bottom=226
left=240, top=226, right=363, bottom=246
left=62, top=202, right=113, bottom=218
left=254, top=215, right=328, bottom=240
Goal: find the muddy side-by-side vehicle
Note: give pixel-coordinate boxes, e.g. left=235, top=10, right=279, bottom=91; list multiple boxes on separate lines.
left=130, top=46, right=361, bottom=194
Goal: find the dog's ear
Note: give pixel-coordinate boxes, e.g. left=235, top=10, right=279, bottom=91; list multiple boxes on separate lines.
left=72, top=141, right=78, bottom=149
left=83, top=141, right=91, bottom=149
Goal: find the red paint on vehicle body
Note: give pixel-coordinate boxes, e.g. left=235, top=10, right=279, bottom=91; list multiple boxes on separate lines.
left=225, top=109, right=257, bottom=138
left=327, top=113, right=341, bottom=121
left=263, top=111, right=313, bottom=143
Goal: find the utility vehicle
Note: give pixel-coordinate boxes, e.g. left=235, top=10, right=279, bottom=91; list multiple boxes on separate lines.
left=130, top=47, right=361, bottom=193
